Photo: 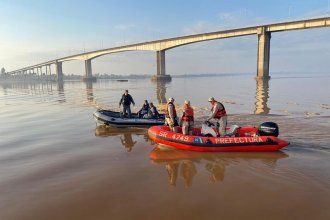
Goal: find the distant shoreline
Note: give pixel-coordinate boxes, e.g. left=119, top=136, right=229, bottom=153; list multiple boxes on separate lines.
left=1, top=71, right=329, bottom=83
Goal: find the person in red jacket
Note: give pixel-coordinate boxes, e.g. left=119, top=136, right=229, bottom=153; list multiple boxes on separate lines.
left=205, top=97, right=227, bottom=137
left=181, top=100, right=194, bottom=135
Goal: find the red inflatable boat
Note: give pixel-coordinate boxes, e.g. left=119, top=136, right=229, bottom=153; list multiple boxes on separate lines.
left=148, top=122, right=289, bottom=152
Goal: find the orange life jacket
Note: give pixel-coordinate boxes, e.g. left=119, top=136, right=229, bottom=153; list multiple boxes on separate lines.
left=181, top=105, right=194, bottom=122
left=165, top=102, right=177, bottom=118
left=212, top=101, right=227, bottom=119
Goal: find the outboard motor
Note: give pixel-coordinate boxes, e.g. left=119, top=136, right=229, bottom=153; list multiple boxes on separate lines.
left=257, top=122, right=279, bottom=137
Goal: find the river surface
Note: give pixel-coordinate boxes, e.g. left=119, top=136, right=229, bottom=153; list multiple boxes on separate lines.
left=0, top=73, right=329, bottom=220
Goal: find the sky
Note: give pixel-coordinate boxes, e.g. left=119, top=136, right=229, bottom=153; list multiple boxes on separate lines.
left=1, top=0, right=330, bottom=75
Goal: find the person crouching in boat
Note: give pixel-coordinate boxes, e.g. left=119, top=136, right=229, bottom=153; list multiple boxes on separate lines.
left=119, top=90, right=135, bottom=118
left=181, top=100, right=194, bottom=135
left=144, top=102, right=159, bottom=119
left=205, top=97, right=227, bottom=137
left=165, top=97, right=179, bottom=132
left=138, top=100, right=149, bottom=118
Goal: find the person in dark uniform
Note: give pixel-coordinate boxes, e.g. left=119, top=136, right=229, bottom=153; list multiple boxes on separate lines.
left=138, top=100, right=149, bottom=118
left=119, top=90, right=135, bottom=118
left=145, top=102, right=159, bottom=119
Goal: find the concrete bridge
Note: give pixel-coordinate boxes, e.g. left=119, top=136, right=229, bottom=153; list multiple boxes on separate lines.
left=7, top=16, right=330, bottom=81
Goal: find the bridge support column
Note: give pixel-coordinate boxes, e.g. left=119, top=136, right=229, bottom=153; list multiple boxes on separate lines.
left=83, top=59, right=96, bottom=82
left=56, top=62, right=63, bottom=81
left=257, top=27, right=271, bottom=78
left=157, top=50, right=166, bottom=76
left=151, top=50, right=171, bottom=81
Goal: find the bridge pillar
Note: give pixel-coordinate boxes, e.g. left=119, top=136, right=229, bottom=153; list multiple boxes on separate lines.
left=157, top=50, right=166, bottom=76
left=151, top=50, right=171, bottom=81
left=257, top=27, right=271, bottom=78
left=85, top=59, right=92, bottom=77
left=83, top=59, right=96, bottom=82
left=56, top=62, right=63, bottom=81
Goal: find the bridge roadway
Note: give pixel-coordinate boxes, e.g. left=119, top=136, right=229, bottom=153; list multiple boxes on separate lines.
left=8, top=16, right=330, bottom=81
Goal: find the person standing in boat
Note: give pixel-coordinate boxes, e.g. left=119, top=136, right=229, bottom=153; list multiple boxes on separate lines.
left=205, top=97, right=227, bottom=137
left=181, top=100, right=194, bottom=135
left=119, top=90, right=135, bottom=118
left=165, top=97, right=179, bottom=132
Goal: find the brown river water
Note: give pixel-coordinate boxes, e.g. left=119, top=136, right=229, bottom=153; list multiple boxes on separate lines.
left=0, top=73, right=329, bottom=220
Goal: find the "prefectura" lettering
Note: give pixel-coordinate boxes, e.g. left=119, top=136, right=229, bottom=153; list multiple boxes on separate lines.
left=215, top=137, right=264, bottom=144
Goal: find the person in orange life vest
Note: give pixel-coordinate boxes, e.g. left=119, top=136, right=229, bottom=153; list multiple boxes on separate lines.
left=180, top=100, right=194, bottom=135
left=205, top=97, right=227, bottom=137
left=165, top=97, right=179, bottom=132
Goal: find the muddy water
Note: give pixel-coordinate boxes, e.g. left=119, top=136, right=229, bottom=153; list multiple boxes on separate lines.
left=0, top=73, right=329, bottom=220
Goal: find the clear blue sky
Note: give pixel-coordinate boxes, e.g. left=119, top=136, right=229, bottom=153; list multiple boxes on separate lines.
left=1, top=0, right=330, bottom=75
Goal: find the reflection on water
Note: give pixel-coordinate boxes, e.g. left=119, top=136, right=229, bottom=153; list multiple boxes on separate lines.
left=57, top=81, right=66, bottom=103
left=0, top=80, right=96, bottom=104
left=1, top=77, right=273, bottom=115
left=94, top=125, right=151, bottom=152
left=150, top=146, right=289, bottom=187
left=165, top=160, right=198, bottom=187
left=0, top=81, right=55, bottom=96
left=0, top=81, right=68, bottom=103
left=205, top=160, right=226, bottom=182
left=255, top=78, right=270, bottom=114
left=153, top=77, right=272, bottom=114
left=153, top=80, right=168, bottom=104
left=120, top=134, right=137, bottom=152
left=2, top=75, right=330, bottom=119
left=85, top=81, right=94, bottom=102
left=1, top=75, right=330, bottom=220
